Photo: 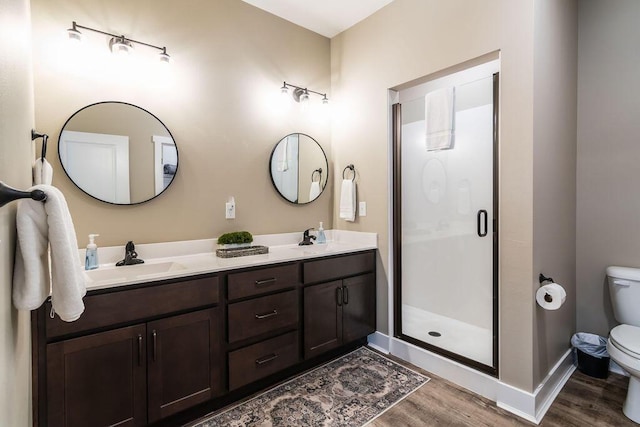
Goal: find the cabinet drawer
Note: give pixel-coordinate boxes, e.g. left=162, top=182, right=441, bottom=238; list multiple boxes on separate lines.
left=303, top=251, right=375, bottom=284
left=228, top=290, right=298, bottom=343
left=46, top=276, right=219, bottom=339
left=228, top=331, right=299, bottom=390
left=228, top=263, right=299, bottom=301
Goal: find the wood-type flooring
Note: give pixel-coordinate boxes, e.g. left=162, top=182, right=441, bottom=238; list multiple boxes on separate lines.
left=371, top=351, right=636, bottom=427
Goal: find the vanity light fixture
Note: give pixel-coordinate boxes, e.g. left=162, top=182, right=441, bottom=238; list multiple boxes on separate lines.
left=66, top=21, right=171, bottom=64
left=280, top=82, right=329, bottom=105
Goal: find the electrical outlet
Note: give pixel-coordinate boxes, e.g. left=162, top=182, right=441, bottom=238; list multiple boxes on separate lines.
left=225, top=197, right=235, bottom=219
left=359, top=201, right=367, bottom=217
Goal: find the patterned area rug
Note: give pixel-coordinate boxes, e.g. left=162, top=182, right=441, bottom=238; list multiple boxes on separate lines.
left=190, top=346, right=429, bottom=427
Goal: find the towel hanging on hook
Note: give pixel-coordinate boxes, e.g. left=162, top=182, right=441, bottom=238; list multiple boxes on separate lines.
left=342, top=164, right=356, bottom=182
left=41, top=135, right=48, bottom=163
left=311, top=168, right=322, bottom=183
left=31, top=129, right=53, bottom=184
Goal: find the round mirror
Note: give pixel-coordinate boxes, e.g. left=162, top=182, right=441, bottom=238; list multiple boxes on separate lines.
left=269, top=133, right=328, bottom=204
left=58, top=101, right=178, bottom=205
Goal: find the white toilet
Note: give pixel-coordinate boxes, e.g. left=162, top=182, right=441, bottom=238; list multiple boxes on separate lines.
left=606, top=266, right=640, bottom=423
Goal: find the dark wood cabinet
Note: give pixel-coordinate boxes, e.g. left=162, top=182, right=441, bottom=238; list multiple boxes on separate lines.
left=46, top=325, right=147, bottom=427
left=37, top=275, right=221, bottom=427
left=45, top=308, right=221, bottom=427
left=342, top=273, right=376, bottom=343
left=35, top=251, right=375, bottom=427
left=147, top=308, right=222, bottom=423
left=304, top=271, right=376, bottom=359
left=304, top=280, right=343, bottom=358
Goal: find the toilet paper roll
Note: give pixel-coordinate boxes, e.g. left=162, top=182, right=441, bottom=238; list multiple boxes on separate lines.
left=536, top=283, right=566, bottom=310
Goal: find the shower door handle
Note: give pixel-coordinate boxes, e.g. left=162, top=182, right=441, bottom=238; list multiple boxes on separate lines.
left=477, top=210, right=488, bottom=237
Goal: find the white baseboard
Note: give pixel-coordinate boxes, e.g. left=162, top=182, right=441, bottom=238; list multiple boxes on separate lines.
left=497, top=349, right=575, bottom=424
left=369, top=332, right=575, bottom=424
left=367, top=331, right=390, bottom=354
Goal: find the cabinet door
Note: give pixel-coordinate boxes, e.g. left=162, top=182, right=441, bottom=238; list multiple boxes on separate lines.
left=46, top=325, right=147, bottom=427
left=147, top=308, right=222, bottom=423
left=304, top=280, right=343, bottom=359
left=342, top=273, right=376, bottom=343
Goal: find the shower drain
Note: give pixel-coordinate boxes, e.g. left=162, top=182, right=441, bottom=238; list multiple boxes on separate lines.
left=428, top=331, right=441, bottom=337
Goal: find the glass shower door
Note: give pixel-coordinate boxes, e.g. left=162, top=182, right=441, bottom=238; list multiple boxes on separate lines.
left=394, top=61, right=499, bottom=373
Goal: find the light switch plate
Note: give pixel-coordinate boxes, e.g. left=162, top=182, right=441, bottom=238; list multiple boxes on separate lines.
left=359, top=201, right=367, bottom=217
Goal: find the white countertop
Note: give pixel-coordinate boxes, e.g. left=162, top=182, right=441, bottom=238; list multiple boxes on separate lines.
left=81, top=230, right=377, bottom=291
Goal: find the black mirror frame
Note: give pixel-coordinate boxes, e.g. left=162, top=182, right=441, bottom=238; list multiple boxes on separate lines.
left=269, top=133, right=328, bottom=205
left=58, top=101, right=178, bottom=206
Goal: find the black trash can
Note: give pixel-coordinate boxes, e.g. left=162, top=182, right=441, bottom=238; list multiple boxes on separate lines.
left=571, top=333, right=610, bottom=379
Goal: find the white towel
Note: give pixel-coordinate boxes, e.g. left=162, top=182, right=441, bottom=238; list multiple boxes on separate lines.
left=309, top=181, right=321, bottom=201
left=277, top=138, right=289, bottom=172
left=425, top=86, right=455, bottom=151
left=13, top=185, right=86, bottom=322
left=339, top=179, right=356, bottom=222
left=33, top=158, right=53, bottom=185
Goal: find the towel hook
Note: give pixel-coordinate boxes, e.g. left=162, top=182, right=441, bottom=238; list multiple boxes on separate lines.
left=311, top=168, right=322, bottom=183
left=32, top=129, right=49, bottom=163
left=342, top=164, right=356, bottom=181
left=0, top=181, right=47, bottom=208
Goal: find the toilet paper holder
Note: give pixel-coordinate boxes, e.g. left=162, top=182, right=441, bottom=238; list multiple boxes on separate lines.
left=538, top=273, right=556, bottom=303
left=539, top=273, right=554, bottom=285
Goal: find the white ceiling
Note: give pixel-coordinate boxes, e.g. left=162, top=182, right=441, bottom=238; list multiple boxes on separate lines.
left=241, top=0, right=394, bottom=38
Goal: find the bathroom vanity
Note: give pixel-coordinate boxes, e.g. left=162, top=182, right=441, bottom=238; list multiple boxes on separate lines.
left=31, top=236, right=376, bottom=427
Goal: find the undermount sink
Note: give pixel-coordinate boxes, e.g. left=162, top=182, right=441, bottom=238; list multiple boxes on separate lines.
left=290, top=243, right=340, bottom=255
left=84, top=261, right=187, bottom=283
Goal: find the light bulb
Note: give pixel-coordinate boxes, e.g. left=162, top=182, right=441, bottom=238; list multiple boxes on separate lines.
left=109, top=37, right=133, bottom=56
left=67, top=22, right=82, bottom=43
left=300, top=89, right=310, bottom=103
left=159, top=50, right=171, bottom=64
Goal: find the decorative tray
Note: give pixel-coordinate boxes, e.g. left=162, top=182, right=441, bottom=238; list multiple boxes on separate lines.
left=215, top=245, right=269, bottom=258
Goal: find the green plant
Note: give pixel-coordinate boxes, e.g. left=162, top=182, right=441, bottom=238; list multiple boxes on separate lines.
left=217, top=231, right=253, bottom=245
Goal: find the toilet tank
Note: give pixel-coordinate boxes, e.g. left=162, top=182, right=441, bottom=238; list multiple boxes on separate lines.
left=607, top=266, right=640, bottom=326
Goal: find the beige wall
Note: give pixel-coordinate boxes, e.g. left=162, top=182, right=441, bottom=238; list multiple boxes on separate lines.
left=0, top=0, right=35, bottom=424
left=30, top=0, right=332, bottom=247
left=576, top=0, right=640, bottom=336
left=532, top=0, right=577, bottom=385
left=331, top=0, right=577, bottom=392
left=23, top=0, right=583, bottom=397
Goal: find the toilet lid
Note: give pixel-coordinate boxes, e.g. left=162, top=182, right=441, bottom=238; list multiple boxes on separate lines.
left=610, top=324, right=640, bottom=358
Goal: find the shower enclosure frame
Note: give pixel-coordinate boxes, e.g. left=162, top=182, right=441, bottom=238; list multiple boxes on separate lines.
left=392, top=72, right=500, bottom=377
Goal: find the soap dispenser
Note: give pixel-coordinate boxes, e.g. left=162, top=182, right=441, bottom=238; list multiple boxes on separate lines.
left=85, top=234, right=100, bottom=270
left=317, top=222, right=326, bottom=244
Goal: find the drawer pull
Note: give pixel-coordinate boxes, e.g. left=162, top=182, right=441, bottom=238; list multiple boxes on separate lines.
left=255, top=278, right=277, bottom=287
left=343, top=286, right=349, bottom=304
left=255, top=309, right=278, bottom=319
left=255, top=353, right=278, bottom=365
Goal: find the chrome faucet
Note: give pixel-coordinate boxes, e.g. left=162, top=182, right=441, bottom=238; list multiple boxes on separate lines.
left=298, top=228, right=316, bottom=246
left=116, top=241, right=145, bottom=266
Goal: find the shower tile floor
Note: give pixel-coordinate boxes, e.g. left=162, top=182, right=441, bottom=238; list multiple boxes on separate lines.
left=402, top=304, right=493, bottom=366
